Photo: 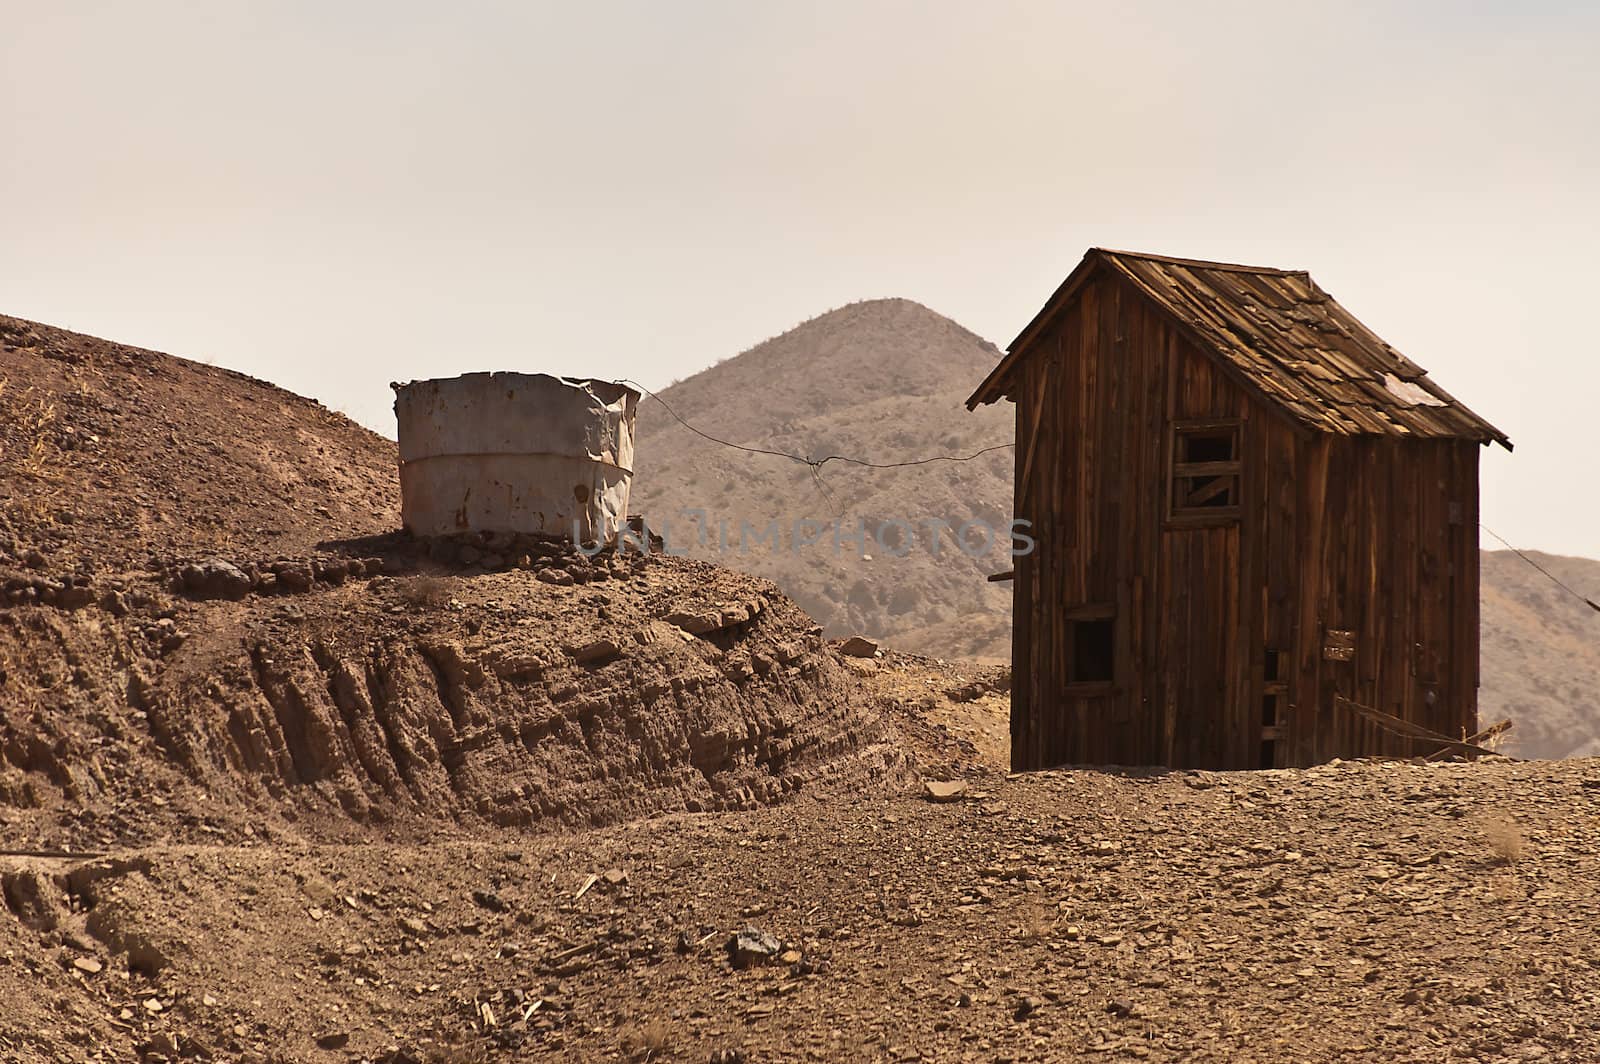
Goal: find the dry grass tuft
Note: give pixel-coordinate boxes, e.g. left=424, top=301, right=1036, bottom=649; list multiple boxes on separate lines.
left=620, top=1016, right=674, bottom=1060
left=1017, top=894, right=1057, bottom=942
left=402, top=574, right=454, bottom=609
left=1482, top=815, right=1526, bottom=865
left=13, top=388, right=59, bottom=479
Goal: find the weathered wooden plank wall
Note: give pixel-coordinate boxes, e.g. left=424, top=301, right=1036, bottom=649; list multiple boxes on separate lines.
left=1009, top=265, right=1480, bottom=771
left=1293, top=437, right=1480, bottom=761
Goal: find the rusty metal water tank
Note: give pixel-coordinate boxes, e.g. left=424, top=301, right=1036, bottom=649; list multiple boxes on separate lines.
left=391, top=373, right=640, bottom=543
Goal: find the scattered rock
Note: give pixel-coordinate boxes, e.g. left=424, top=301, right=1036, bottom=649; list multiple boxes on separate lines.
left=472, top=890, right=510, bottom=914
left=727, top=927, right=781, bottom=970
left=276, top=563, right=314, bottom=591
left=663, top=609, right=720, bottom=635
left=179, top=557, right=252, bottom=600
left=55, top=585, right=95, bottom=610
left=923, top=779, right=969, bottom=803
left=569, top=638, right=621, bottom=665
left=839, top=636, right=879, bottom=658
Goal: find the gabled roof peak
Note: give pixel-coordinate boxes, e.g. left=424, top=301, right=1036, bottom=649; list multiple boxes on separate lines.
left=1088, top=247, right=1307, bottom=277
left=968, top=248, right=1510, bottom=450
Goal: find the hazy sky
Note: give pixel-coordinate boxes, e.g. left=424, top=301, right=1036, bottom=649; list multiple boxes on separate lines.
left=3, top=2, right=1597, bottom=557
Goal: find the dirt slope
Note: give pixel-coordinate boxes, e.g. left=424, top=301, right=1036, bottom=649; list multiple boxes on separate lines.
left=0, top=314, right=397, bottom=573
left=631, top=299, right=1015, bottom=662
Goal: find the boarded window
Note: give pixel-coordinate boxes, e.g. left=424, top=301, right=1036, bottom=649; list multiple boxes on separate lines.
left=1169, top=420, right=1242, bottom=522
left=1065, top=607, right=1115, bottom=686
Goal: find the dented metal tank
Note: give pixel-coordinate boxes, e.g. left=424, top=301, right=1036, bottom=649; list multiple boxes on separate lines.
left=391, top=372, right=639, bottom=543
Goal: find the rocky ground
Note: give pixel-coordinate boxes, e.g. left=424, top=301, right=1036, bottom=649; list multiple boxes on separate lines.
left=6, top=743, right=1599, bottom=1063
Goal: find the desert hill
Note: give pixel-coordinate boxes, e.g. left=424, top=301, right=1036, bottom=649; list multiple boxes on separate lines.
left=1480, top=549, right=1600, bottom=759
left=631, top=301, right=1600, bottom=758
left=631, top=298, right=1015, bottom=661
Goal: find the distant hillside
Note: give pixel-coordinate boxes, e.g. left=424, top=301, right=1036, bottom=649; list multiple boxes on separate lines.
left=631, top=300, right=1600, bottom=756
left=1480, top=549, right=1600, bottom=760
left=631, top=298, right=1015, bottom=661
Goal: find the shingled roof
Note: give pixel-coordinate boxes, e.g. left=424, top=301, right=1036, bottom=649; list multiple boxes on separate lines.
left=967, top=248, right=1511, bottom=449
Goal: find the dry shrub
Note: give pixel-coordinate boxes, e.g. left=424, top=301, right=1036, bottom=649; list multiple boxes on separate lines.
left=402, top=574, right=454, bottom=608
left=620, top=1016, right=673, bottom=1060
left=13, top=390, right=59, bottom=479
left=1482, top=815, right=1526, bottom=865
left=1017, top=894, right=1057, bottom=942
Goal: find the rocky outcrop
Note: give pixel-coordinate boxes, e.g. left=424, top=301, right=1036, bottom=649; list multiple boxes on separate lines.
left=0, top=557, right=908, bottom=842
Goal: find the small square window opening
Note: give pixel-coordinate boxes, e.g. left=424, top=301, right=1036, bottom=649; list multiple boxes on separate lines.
left=1068, top=618, right=1114, bottom=685
left=1170, top=421, right=1242, bottom=519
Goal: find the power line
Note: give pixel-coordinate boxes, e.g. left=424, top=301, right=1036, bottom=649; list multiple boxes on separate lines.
left=1481, top=524, right=1600, bottom=614
left=625, top=381, right=1600, bottom=617
left=621, top=378, right=1014, bottom=472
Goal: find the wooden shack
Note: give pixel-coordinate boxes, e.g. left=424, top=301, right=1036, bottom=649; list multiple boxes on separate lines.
left=968, top=249, right=1510, bottom=771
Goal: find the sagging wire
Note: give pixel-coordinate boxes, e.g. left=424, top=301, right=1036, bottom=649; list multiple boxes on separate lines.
left=1481, top=524, right=1600, bottom=614
left=619, top=377, right=1013, bottom=515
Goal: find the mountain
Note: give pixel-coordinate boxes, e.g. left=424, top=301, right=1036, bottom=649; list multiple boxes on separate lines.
left=631, top=300, right=1600, bottom=757
left=1480, top=549, right=1600, bottom=760
left=631, top=298, right=1016, bottom=661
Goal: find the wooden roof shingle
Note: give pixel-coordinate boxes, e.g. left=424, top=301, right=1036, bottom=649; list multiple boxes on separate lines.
left=967, top=248, right=1511, bottom=449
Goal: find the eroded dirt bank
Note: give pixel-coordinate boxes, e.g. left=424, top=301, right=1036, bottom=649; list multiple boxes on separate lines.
left=0, top=546, right=907, bottom=850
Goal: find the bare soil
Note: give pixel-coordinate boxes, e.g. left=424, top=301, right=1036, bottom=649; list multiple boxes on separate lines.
left=6, top=745, right=1599, bottom=1062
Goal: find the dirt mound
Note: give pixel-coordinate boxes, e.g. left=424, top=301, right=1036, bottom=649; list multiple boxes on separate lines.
left=2, top=544, right=904, bottom=852
left=0, top=314, right=398, bottom=584
left=631, top=298, right=1014, bottom=662
left=0, top=317, right=906, bottom=851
